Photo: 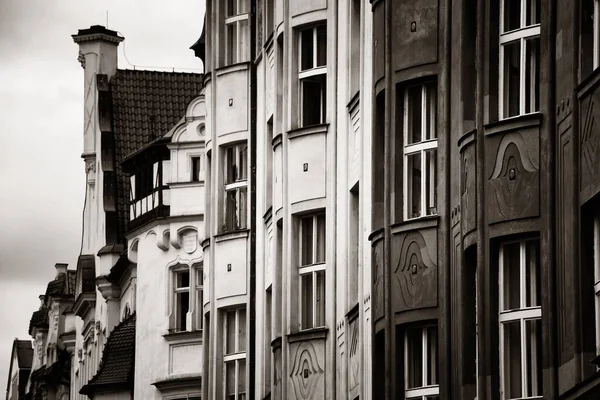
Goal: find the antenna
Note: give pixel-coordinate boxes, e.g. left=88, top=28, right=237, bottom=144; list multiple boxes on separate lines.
left=106, top=11, right=109, bottom=29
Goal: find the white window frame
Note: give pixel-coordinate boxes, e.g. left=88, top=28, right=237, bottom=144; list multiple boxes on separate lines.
left=298, top=213, right=326, bottom=330
left=498, top=239, right=542, bottom=400
left=190, top=155, right=202, bottom=182
left=298, top=25, right=327, bottom=127
left=404, top=326, right=439, bottom=400
left=223, top=308, right=247, bottom=400
left=173, top=267, right=190, bottom=333
left=595, top=0, right=600, bottom=69
left=170, top=264, right=203, bottom=333
left=194, top=265, right=203, bottom=331
left=402, top=83, right=438, bottom=221
left=223, top=143, right=248, bottom=232
left=499, top=0, right=541, bottom=119
left=225, top=0, right=249, bottom=65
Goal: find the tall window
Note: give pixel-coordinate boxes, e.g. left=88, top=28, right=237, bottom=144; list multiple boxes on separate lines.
left=298, top=213, right=326, bottom=330
left=404, top=325, right=439, bottom=400
left=403, top=82, right=438, bottom=220
left=195, top=266, right=203, bottom=330
left=499, top=0, right=541, bottom=118
left=298, top=25, right=327, bottom=127
left=349, top=0, right=361, bottom=96
left=224, top=308, right=247, bottom=400
left=225, top=0, right=249, bottom=65
left=499, top=239, right=542, bottom=399
left=223, top=143, right=248, bottom=232
left=170, top=264, right=203, bottom=333
left=191, top=156, right=201, bottom=182
left=174, top=269, right=190, bottom=332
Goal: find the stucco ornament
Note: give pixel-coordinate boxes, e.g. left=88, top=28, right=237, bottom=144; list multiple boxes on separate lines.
left=77, top=50, right=86, bottom=68
left=35, top=332, right=44, bottom=361
left=182, top=230, right=198, bottom=254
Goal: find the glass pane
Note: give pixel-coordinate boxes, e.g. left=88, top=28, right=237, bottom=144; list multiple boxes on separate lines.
left=301, top=29, right=314, bottom=71
left=316, top=25, right=327, bottom=67
left=196, top=268, right=203, bottom=287
left=238, top=308, right=247, bottom=352
left=525, top=319, right=543, bottom=397
left=301, top=74, right=326, bottom=127
left=238, top=186, right=248, bottom=229
left=176, top=271, right=190, bottom=288
left=525, top=240, right=540, bottom=307
left=406, top=86, right=423, bottom=145
left=425, top=149, right=437, bottom=216
left=502, top=242, right=522, bottom=311
left=177, top=292, right=189, bottom=331
left=238, top=359, right=247, bottom=396
left=503, top=320, right=522, bottom=399
left=227, top=0, right=236, bottom=16
left=504, top=0, right=522, bottom=32
left=301, top=273, right=314, bottom=329
left=301, top=217, right=314, bottom=266
left=239, top=144, right=248, bottom=180
left=196, top=289, right=203, bottom=330
left=503, top=41, right=521, bottom=118
left=192, top=157, right=200, bottom=181
left=225, top=189, right=238, bottom=231
left=425, top=83, right=437, bottom=141
left=238, top=0, right=248, bottom=14
left=315, top=270, right=326, bottom=327
left=226, top=146, right=236, bottom=184
left=239, top=18, right=249, bottom=62
left=526, top=0, right=540, bottom=26
left=426, top=326, right=438, bottom=386
left=225, top=361, right=236, bottom=398
left=525, top=37, right=540, bottom=114
left=226, top=311, right=236, bottom=354
left=227, top=22, right=238, bottom=65
left=407, top=152, right=422, bottom=219
left=316, top=214, right=326, bottom=263
left=405, top=327, right=424, bottom=389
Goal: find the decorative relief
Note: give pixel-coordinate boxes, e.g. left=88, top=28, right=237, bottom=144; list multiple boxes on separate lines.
left=461, top=143, right=476, bottom=234
left=580, top=94, right=600, bottom=199
left=393, top=229, right=437, bottom=312
left=348, top=318, right=360, bottom=391
left=487, top=132, right=539, bottom=223
left=289, top=341, right=325, bottom=400
left=182, top=230, right=198, bottom=254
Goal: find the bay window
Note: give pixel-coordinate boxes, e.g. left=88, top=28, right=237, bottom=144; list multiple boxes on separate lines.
left=224, top=308, right=247, bottom=400
left=404, top=325, right=439, bottom=400
left=299, top=213, right=326, bottom=330
left=499, top=239, right=542, bottom=399
left=298, top=25, right=327, bottom=127
left=223, top=143, right=248, bottom=232
left=403, top=82, right=438, bottom=220
left=499, top=0, right=540, bottom=118
left=225, top=0, right=249, bottom=65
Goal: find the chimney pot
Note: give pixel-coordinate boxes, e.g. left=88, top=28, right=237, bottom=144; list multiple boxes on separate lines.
left=55, top=263, right=68, bottom=276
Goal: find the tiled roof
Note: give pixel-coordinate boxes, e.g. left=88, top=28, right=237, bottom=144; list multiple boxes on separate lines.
left=80, top=314, right=136, bottom=395
left=28, top=307, right=48, bottom=333
left=111, top=69, right=203, bottom=237
left=45, top=271, right=76, bottom=298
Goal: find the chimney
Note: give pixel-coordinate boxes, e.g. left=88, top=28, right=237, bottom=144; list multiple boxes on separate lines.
left=55, top=263, right=68, bottom=276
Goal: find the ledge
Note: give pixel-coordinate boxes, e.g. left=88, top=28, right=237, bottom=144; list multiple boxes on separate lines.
left=272, top=133, right=283, bottom=148
left=559, top=370, right=600, bottom=399
left=347, top=91, right=360, bottom=112
left=271, top=336, right=282, bottom=351
left=97, top=244, right=125, bottom=256
left=201, top=238, right=210, bottom=250
left=483, top=112, right=541, bottom=136
left=368, top=228, right=384, bottom=242
left=577, top=66, right=600, bottom=99
left=390, top=215, right=439, bottom=235
left=346, top=302, right=359, bottom=322
left=152, top=374, right=202, bottom=392
left=162, top=330, right=202, bottom=343
left=168, top=181, right=205, bottom=188
left=214, top=229, right=249, bottom=243
left=287, top=123, right=328, bottom=140
left=263, top=206, right=273, bottom=222
left=458, top=128, right=477, bottom=149
left=215, top=62, right=250, bottom=76
left=287, top=327, right=328, bottom=343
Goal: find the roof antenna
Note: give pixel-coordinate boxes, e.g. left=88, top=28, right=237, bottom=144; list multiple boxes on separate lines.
left=106, top=11, right=109, bottom=29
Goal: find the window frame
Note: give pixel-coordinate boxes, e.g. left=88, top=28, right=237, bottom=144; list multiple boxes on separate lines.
left=194, top=265, right=204, bottom=331
left=594, top=213, right=600, bottom=356
left=222, top=143, right=248, bottom=232
left=498, top=238, right=542, bottom=400
left=169, top=263, right=203, bottom=333
left=224, top=0, right=249, bottom=65
left=223, top=308, right=247, bottom=400
left=298, top=213, right=326, bottom=330
left=499, top=0, right=541, bottom=119
left=595, top=0, right=600, bottom=69
left=191, top=155, right=202, bottom=182
left=402, top=82, right=438, bottom=221
left=173, top=268, right=190, bottom=333
left=403, top=324, right=439, bottom=400
left=298, top=25, right=327, bottom=127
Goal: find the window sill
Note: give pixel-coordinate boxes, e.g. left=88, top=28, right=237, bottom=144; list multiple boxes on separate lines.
left=169, top=181, right=205, bottom=188
left=391, top=215, right=439, bottom=235
left=152, top=373, right=202, bottom=392
left=484, top=112, right=541, bottom=137
left=287, top=327, right=328, bottom=343
left=162, top=330, right=202, bottom=343
left=287, top=123, right=329, bottom=140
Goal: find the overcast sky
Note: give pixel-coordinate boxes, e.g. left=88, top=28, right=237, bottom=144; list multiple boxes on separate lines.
left=0, top=0, right=204, bottom=386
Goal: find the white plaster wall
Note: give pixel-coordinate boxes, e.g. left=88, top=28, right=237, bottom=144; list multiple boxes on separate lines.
left=93, top=392, right=132, bottom=400
left=287, top=133, right=327, bottom=205
left=290, top=0, right=327, bottom=19
left=215, top=68, right=249, bottom=136
left=213, top=236, right=248, bottom=300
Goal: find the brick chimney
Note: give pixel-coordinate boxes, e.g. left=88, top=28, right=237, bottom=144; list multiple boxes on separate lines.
left=54, top=263, right=68, bottom=277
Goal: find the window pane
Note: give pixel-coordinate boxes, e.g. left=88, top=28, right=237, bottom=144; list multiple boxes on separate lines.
left=525, top=240, right=540, bottom=307
left=239, top=144, right=248, bottom=181
left=526, top=0, right=541, bottom=26
left=239, top=186, right=248, bottom=229
left=226, top=146, right=236, bottom=184
left=406, top=86, right=423, bottom=145
left=301, top=217, right=314, bottom=266
left=301, top=273, right=314, bottom=329
left=407, top=152, right=422, bottom=219
left=405, top=327, right=424, bottom=389
left=225, top=361, right=236, bottom=398
left=502, top=242, right=522, bottom=311
left=238, top=0, right=248, bottom=14
left=238, top=359, right=247, bottom=397
left=227, top=0, right=236, bottom=16
left=239, top=18, right=249, bottom=62
left=225, top=189, right=238, bottom=231
left=226, top=311, right=236, bottom=354
left=227, top=22, right=238, bottom=65
left=525, top=37, right=540, bottom=114
left=192, top=157, right=200, bottom=182
left=315, top=270, right=326, bottom=327
left=196, top=268, right=203, bottom=287
left=316, top=214, right=326, bottom=263
left=301, top=29, right=314, bottom=71
left=301, top=74, right=326, bottom=127
left=525, top=319, right=543, bottom=397
left=504, top=0, right=522, bottom=32
left=238, top=308, right=247, bottom=352
left=177, top=271, right=190, bottom=288
left=177, top=292, right=189, bottom=331
left=503, top=320, right=522, bottom=399
left=425, top=83, right=437, bottom=141
left=425, top=149, right=437, bottom=216
left=316, top=25, right=327, bottom=67
left=426, top=326, right=438, bottom=386
left=196, top=288, right=203, bottom=330
left=503, top=41, right=521, bottom=118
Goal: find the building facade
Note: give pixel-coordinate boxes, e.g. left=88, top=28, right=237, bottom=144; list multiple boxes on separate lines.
left=5, top=339, right=33, bottom=400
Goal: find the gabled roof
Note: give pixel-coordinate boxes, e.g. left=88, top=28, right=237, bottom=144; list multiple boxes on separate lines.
left=80, top=314, right=136, bottom=395
left=45, top=271, right=76, bottom=298
left=6, top=339, right=33, bottom=398
left=28, top=307, right=48, bottom=334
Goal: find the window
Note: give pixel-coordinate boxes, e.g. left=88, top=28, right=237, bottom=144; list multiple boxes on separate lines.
left=404, top=325, right=439, bottom=400
left=223, top=143, right=248, bottom=232
left=195, top=267, right=204, bottom=330
left=170, top=264, right=203, bottom=333
left=593, top=215, right=600, bottom=356
left=225, top=0, right=249, bottom=65
left=349, top=0, right=361, bottom=96
left=298, top=25, right=327, bottom=127
left=499, top=0, right=540, bottom=119
left=498, top=239, right=542, bottom=399
left=298, top=213, right=326, bottom=330
left=224, top=308, right=247, bottom=400
left=403, top=82, right=437, bottom=220
left=191, top=156, right=201, bottom=182
left=174, top=269, right=190, bottom=332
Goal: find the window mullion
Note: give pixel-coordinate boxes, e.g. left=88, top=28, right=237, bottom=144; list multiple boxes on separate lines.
left=403, top=91, right=409, bottom=220
left=313, top=27, right=317, bottom=69
left=520, top=0, right=526, bottom=28
left=500, top=44, right=505, bottom=118
left=404, top=332, right=409, bottom=394
left=312, top=271, right=317, bottom=328
left=235, top=358, right=240, bottom=399
left=313, top=215, right=318, bottom=264
left=595, top=0, right=600, bottom=69
left=520, top=38, right=526, bottom=115
left=422, top=328, right=428, bottom=388
left=421, top=86, right=427, bottom=216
